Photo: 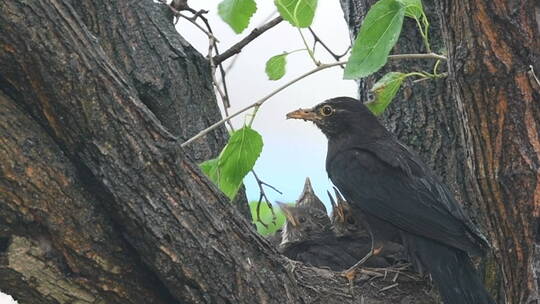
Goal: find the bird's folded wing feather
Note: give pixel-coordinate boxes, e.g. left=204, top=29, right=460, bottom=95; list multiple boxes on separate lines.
left=328, top=141, right=489, bottom=255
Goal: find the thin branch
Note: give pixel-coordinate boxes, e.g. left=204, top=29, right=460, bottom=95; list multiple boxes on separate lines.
left=414, top=17, right=431, bottom=53
left=307, top=28, right=443, bottom=63
left=298, top=29, right=319, bottom=66
left=182, top=7, right=214, bottom=39
left=213, top=17, right=283, bottom=65
left=181, top=11, right=234, bottom=110
left=174, top=3, right=281, bottom=223
left=528, top=65, right=540, bottom=88
left=208, top=37, right=235, bottom=130
left=181, top=61, right=346, bottom=148
left=182, top=52, right=447, bottom=147
left=388, top=53, right=446, bottom=61
left=177, top=13, right=215, bottom=40
left=412, top=72, right=448, bottom=83
left=164, top=2, right=217, bottom=42
left=252, top=170, right=280, bottom=227
left=256, top=175, right=283, bottom=195
left=308, top=27, right=349, bottom=62
left=218, top=13, right=280, bottom=83
left=175, top=4, right=232, bottom=109
left=255, top=195, right=269, bottom=229
left=216, top=61, right=231, bottom=108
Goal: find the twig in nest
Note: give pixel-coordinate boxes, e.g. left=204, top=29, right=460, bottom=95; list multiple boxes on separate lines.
left=363, top=264, right=421, bottom=281
left=358, top=268, right=384, bottom=278
left=379, top=283, right=399, bottom=292
left=392, top=270, right=400, bottom=282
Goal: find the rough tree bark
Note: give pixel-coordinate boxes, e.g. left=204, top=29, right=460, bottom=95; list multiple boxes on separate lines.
left=67, top=0, right=251, bottom=219
left=0, top=0, right=437, bottom=303
left=340, top=0, right=540, bottom=303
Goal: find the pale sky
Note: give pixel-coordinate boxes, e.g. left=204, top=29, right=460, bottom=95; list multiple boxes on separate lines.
left=0, top=2, right=356, bottom=302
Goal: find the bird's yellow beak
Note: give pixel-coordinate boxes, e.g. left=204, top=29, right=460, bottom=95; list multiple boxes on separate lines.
left=336, top=204, right=345, bottom=223
left=284, top=212, right=299, bottom=227
left=286, top=108, right=319, bottom=121
left=277, top=203, right=299, bottom=227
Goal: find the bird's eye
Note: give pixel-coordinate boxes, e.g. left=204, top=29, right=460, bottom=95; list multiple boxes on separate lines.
left=320, top=105, right=333, bottom=116
left=298, top=216, right=306, bottom=223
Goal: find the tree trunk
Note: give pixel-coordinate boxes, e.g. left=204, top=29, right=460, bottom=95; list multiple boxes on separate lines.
left=340, top=0, right=540, bottom=303
left=436, top=1, right=540, bottom=302
left=0, top=0, right=437, bottom=303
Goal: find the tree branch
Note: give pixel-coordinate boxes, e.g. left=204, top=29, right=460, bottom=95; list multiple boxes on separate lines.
left=181, top=61, right=346, bottom=147
left=213, top=16, right=283, bottom=65
left=181, top=52, right=447, bottom=148
left=308, top=27, right=349, bottom=62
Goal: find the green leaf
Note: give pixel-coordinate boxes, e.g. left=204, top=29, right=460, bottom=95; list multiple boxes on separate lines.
left=344, top=0, right=405, bottom=79
left=365, top=72, right=406, bottom=115
left=249, top=202, right=287, bottom=235
left=274, top=0, right=318, bottom=28
left=200, top=126, right=263, bottom=199
left=200, top=158, right=219, bottom=181
left=399, top=0, right=423, bottom=19
left=265, top=54, right=288, bottom=80
left=218, top=0, right=257, bottom=34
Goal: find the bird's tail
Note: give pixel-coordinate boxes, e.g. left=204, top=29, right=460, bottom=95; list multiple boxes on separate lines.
left=405, top=235, right=496, bottom=304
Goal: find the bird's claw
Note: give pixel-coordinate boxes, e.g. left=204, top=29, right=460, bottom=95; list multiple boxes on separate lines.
left=342, top=268, right=359, bottom=283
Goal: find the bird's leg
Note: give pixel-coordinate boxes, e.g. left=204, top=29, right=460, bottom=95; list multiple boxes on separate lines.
left=342, top=223, right=384, bottom=282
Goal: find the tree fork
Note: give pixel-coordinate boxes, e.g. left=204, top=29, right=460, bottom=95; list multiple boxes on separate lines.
left=0, top=91, right=175, bottom=304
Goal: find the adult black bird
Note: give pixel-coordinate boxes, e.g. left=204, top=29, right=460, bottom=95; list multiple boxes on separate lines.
left=287, top=96, right=495, bottom=304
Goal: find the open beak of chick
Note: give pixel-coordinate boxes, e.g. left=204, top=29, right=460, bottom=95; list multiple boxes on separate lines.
left=277, top=202, right=299, bottom=227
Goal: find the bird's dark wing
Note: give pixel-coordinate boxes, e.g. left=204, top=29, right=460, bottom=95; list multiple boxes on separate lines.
left=282, top=234, right=390, bottom=270
left=327, top=140, right=489, bottom=255
left=283, top=240, right=358, bottom=270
